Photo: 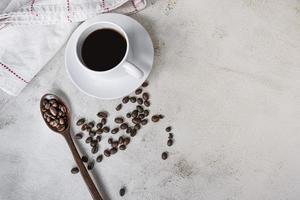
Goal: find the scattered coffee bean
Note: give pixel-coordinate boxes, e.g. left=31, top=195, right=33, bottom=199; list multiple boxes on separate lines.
left=96, top=155, right=103, bottom=163
left=96, top=129, right=103, bottom=134
left=101, top=118, right=107, bottom=125
left=119, top=145, right=126, bottom=150
left=81, top=156, right=88, bottom=163
left=119, top=136, right=124, bottom=144
left=130, top=129, right=137, bottom=137
left=123, top=137, right=130, bottom=145
left=132, top=110, right=138, bottom=118
left=119, top=187, right=126, bottom=196
left=86, top=126, right=91, bottom=132
left=151, top=115, right=160, bottom=122
left=135, top=88, right=143, bottom=95
left=96, top=135, right=102, bottom=142
left=111, top=127, right=119, bottom=134
left=81, top=124, right=88, bottom=131
left=91, top=146, right=98, bottom=154
left=116, top=104, right=122, bottom=111
left=108, top=138, right=113, bottom=144
left=142, top=81, right=148, bottom=87
left=142, top=92, right=149, bottom=101
left=144, top=100, right=150, bottom=107
left=87, top=161, right=94, bottom=170
left=91, top=140, right=98, bottom=147
left=112, top=141, right=119, bottom=148
left=141, top=119, right=148, bottom=125
left=134, top=124, right=141, bottom=130
left=96, top=122, right=103, bottom=129
left=110, top=148, right=118, bottom=155
left=85, top=137, right=92, bottom=144
left=115, top=117, right=124, bottom=124
left=122, top=96, right=129, bottom=104
left=137, top=98, right=143, bottom=105
left=165, top=126, right=172, bottom=132
left=97, top=111, right=108, bottom=118
left=120, top=123, right=128, bottom=130
left=132, top=118, right=141, bottom=124
left=89, top=130, right=96, bottom=137
left=144, top=110, right=150, bottom=117
left=168, top=133, right=173, bottom=139
left=159, top=114, right=164, bottom=119
left=126, top=113, right=131, bottom=118
left=130, top=96, right=137, bottom=103
left=71, top=167, right=79, bottom=174
left=74, top=132, right=83, bottom=139
left=126, top=127, right=132, bottom=134
left=167, top=139, right=173, bottom=146
left=138, top=114, right=145, bottom=119
left=136, top=105, right=144, bottom=113
left=162, top=152, right=168, bottom=160
left=76, top=118, right=85, bottom=126
left=104, top=149, right=111, bottom=157
left=103, top=126, right=110, bottom=133
left=87, top=121, right=95, bottom=128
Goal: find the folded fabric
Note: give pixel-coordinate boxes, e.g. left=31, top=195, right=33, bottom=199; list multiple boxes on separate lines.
left=0, top=0, right=146, bottom=96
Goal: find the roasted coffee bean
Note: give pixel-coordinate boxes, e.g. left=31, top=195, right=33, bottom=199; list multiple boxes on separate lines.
left=46, top=117, right=51, bottom=122
left=162, top=152, right=168, bottom=160
left=81, top=156, right=88, bottom=163
left=96, top=135, right=102, bottom=142
left=49, top=99, right=57, bottom=104
left=134, top=124, right=141, bottom=130
left=144, top=100, right=150, bottom=107
left=119, top=145, right=126, bottom=150
left=141, top=119, right=148, bottom=125
left=49, top=106, right=58, bottom=116
left=115, top=117, right=124, bottom=124
left=91, top=146, right=98, bottom=154
left=126, top=127, right=132, bottom=134
left=137, top=98, right=143, bottom=105
left=124, top=137, right=130, bottom=145
left=119, top=187, right=126, bottom=196
left=108, top=138, right=113, bottom=144
left=75, top=132, right=83, bottom=139
left=126, top=112, right=131, bottom=118
left=130, top=129, right=137, bottom=137
left=138, top=114, right=145, bottom=119
left=130, top=96, right=136, bottom=103
left=96, top=129, right=103, bottom=134
left=151, top=115, right=160, bottom=122
left=135, top=88, right=143, bottom=95
left=85, top=137, right=92, bottom=144
left=91, top=140, right=98, bottom=147
left=159, top=114, right=164, bottom=119
left=132, top=110, right=138, bottom=118
left=58, top=111, right=63, bottom=117
left=59, top=118, right=65, bottom=125
left=101, top=118, right=107, bottom=125
left=132, top=118, right=141, bottom=124
left=52, top=102, right=58, bottom=108
left=144, top=110, right=150, bottom=117
left=86, top=127, right=91, bottom=132
left=168, top=133, right=173, bottom=139
left=81, top=124, right=88, bottom=131
left=142, top=92, right=149, bottom=101
left=104, top=149, right=111, bottom=157
left=119, top=136, right=124, bottom=144
left=103, top=126, right=110, bottom=133
left=136, top=105, right=144, bottom=113
left=57, top=125, right=65, bottom=132
left=71, top=167, right=79, bottom=174
left=42, top=99, right=48, bottom=106
left=166, top=126, right=172, bottom=132
left=49, top=120, right=58, bottom=127
left=87, top=161, right=94, bottom=170
left=122, top=96, right=129, bottom=104
left=97, top=111, right=108, bottom=118
left=96, top=154, right=103, bottom=163
left=96, top=123, right=103, bottom=129
left=110, top=148, right=118, bottom=155
left=167, top=139, right=173, bottom=146
left=112, top=141, right=119, bottom=148
left=88, top=121, right=95, bottom=128
left=89, top=130, right=96, bottom=137
left=60, top=106, right=67, bottom=113
left=120, top=123, right=128, bottom=130
left=142, top=81, right=148, bottom=87
left=116, top=104, right=122, bottom=111
left=111, top=128, right=119, bottom=134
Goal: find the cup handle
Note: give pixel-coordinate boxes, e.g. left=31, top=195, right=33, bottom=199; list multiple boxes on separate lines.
left=123, top=60, right=144, bottom=79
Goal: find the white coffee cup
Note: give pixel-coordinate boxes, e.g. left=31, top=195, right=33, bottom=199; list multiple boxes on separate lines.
left=75, top=22, right=144, bottom=79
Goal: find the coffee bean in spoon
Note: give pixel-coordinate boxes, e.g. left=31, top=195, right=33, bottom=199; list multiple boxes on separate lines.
left=76, top=118, right=85, bottom=126
left=116, top=104, right=122, bottom=111
left=135, top=88, right=143, bottom=95
left=71, top=167, right=79, bottom=174
left=122, top=96, right=129, bottom=104
left=49, top=106, right=58, bottom=116
left=162, top=152, right=168, bottom=160
left=97, top=111, right=108, bottom=118
left=130, top=96, right=136, bottom=103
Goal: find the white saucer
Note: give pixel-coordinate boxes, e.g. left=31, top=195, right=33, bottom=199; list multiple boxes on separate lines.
left=65, top=14, right=154, bottom=100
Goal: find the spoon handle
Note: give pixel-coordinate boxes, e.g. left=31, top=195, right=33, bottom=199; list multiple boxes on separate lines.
left=64, top=132, right=103, bottom=200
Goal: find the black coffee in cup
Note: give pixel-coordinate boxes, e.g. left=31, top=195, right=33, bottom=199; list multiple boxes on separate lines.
left=81, top=29, right=127, bottom=71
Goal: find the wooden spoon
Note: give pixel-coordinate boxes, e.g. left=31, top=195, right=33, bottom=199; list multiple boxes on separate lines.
left=40, top=94, right=103, bottom=200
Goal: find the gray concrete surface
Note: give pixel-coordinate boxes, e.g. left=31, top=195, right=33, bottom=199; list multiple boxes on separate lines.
left=1, top=0, right=300, bottom=199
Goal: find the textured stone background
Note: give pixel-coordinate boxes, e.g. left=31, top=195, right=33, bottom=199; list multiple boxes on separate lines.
left=1, top=0, right=300, bottom=199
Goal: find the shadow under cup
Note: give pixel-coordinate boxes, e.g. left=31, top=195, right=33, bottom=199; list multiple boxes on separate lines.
left=76, top=23, right=128, bottom=72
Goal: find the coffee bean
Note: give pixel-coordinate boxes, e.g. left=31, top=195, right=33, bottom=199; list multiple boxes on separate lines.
left=120, top=123, right=128, bottom=130
left=142, top=93, right=149, bottom=101
left=85, top=137, right=92, bottom=144
left=75, top=132, right=83, bottom=139
left=126, top=127, right=132, bottom=134
left=96, top=129, right=103, bottom=134
left=50, top=120, right=58, bottom=127
left=60, top=106, right=67, bottom=113
left=110, top=148, right=118, bottom=155
left=134, top=124, right=141, bottom=130
left=119, top=187, right=126, bottom=196
left=101, top=118, right=107, bottom=125
left=111, top=128, right=119, bottom=134
left=119, top=136, right=124, bottom=144
left=42, top=99, right=48, bottom=106
left=97, top=111, right=108, bottom=118
left=46, top=117, right=51, bottom=122
left=91, top=146, right=98, bottom=154
left=132, top=118, right=141, bottom=124
left=168, top=133, right=173, bottom=139
left=91, top=140, right=98, bottom=147
left=81, top=156, right=88, bottom=163
left=141, top=119, right=148, bottom=125
left=115, top=117, right=124, bottom=124
left=52, top=102, right=58, bottom=108
left=142, top=81, right=148, bottom=87
left=124, top=137, right=130, bottom=145
left=130, top=96, right=136, bottom=103
left=81, top=124, right=88, bottom=131
left=49, top=106, right=58, bottom=116
left=87, top=161, right=94, bottom=170
left=71, top=167, right=79, bottom=174
left=89, top=130, right=96, bottom=137
left=59, top=118, right=65, bottom=125
left=122, top=96, right=129, bottom=104
left=96, top=123, right=103, bottom=129
left=96, top=135, right=102, bottom=142
left=119, top=145, right=126, bottom=150
left=88, top=121, right=95, bottom=128
left=137, top=98, right=143, bottom=105
left=138, top=114, right=145, bottom=119
left=135, top=88, right=143, bottom=95
left=130, top=129, right=137, bottom=137
left=126, top=112, right=131, bottom=118
left=49, top=99, right=57, bottom=104
left=162, top=152, right=168, bottom=160
left=167, top=139, right=173, bottom=146
left=151, top=115, right=160, bottom=122
left=116, top=104, right=122, bottom=111
left=112, top=141, right=119, bottom=148
left=104, top=149, right=111, bottom=157
left=103, top=126, right=110, bottom=133
left=132, top=110, right=138, bottom=118
left=159, top=114, right=164, bottom=119
left=136, top=105, right=144, bottom=113
left=86, top=127, right=91, bottom=132
left=108, top=138, right=113, bottom=144
left=58, top=111, right=63, bottom=117
left=144, top=110, right=149, bottom=117
left=144, top=100, right=150, bottom=107
left=165, top=126, right=172, bottom=132
left=57, top=125, right=66, bottom=132
left=96, top=155, right=103, bottom=163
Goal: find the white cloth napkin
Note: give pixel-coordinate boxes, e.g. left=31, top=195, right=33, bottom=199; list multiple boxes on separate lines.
left=0, top=0, right=146, bottom=96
